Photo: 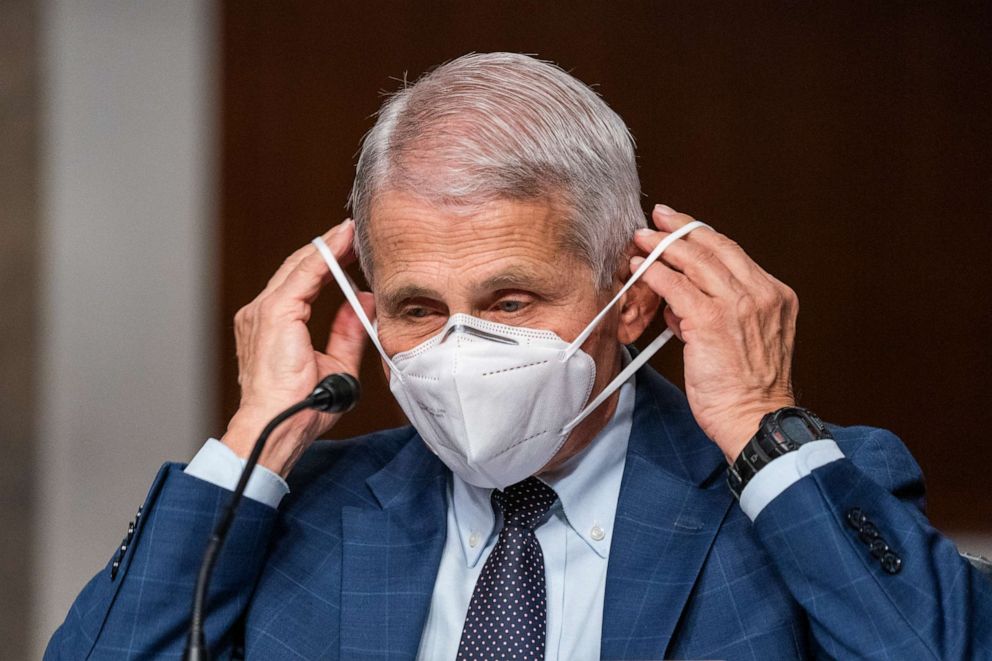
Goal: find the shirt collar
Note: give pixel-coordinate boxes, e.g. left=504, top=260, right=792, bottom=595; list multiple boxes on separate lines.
left=451, top=351, right=635, bottom=567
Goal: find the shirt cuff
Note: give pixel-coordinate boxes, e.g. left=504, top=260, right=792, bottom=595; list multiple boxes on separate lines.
left=738, top=439, right=844, bottom=521
left=184, top=438, right=290, bottom=509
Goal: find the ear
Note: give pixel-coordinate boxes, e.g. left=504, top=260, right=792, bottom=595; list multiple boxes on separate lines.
left=616, top=277, right=660, bottom=345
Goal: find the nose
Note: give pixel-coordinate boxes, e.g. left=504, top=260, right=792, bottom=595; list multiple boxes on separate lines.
left=441, top=323, right=519, bottom=345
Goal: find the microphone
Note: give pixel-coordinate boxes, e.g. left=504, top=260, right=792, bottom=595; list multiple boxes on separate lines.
left=308, top=372, right=361, bottom=413
left=183, top=373, right=360, bottom=660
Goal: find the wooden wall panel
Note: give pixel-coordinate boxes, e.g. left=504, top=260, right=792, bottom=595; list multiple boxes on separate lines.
left=220, top=2, right=991, bottom=530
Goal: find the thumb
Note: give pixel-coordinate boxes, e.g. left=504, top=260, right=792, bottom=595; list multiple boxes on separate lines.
left=323, top=292, right=375, bottom=377
left=663, top=305, right=684, bottom=343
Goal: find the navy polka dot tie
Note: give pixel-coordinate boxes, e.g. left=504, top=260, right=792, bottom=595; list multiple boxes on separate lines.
left=457, top=477, right=558, bottom=660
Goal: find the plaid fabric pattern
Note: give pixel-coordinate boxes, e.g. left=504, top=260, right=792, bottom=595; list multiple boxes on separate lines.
left=46, top=368, right=992, bottom=659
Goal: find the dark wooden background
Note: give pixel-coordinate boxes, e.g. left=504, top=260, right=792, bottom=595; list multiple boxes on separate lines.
left=219, top=2, right=991, bottom=531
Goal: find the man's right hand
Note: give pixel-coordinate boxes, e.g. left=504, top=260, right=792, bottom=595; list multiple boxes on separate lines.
left=221, top=219, right=375, bottom=478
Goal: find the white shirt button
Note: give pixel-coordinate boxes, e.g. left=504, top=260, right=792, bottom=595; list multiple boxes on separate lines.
left=468, top=531, right=481, bottom=548
left=590, top=525, right=606, bottom=541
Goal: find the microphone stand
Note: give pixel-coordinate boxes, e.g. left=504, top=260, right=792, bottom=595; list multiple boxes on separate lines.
left=184, top=374, right=359, bottom=660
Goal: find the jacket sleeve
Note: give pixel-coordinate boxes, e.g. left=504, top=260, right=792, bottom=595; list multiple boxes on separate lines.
left=752, top=428, right=992, bottom=659
left=44, top=463, right=279, bottom=660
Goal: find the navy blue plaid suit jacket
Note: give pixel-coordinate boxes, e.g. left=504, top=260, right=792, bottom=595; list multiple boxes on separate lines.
left=47, top=366, right=992, bottom=659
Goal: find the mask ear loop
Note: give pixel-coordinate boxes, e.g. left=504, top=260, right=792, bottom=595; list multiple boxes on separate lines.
left=311, top=236, right=402, bottom=378
left=560, top=220, right=710, bottom=435
left=562, top=220, right=710, bottom=361
left=561, top=328, right=674, bottom=436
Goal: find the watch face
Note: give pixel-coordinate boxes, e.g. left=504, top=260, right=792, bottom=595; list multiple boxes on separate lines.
left=777, top=409, right=824, bottom=445
left=780, top=415, right=812, bottom=442
left=728, top=407, right=828, bottom=499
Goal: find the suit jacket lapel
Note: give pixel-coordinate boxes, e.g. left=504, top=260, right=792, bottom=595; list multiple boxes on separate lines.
left=340, top=437, right=449, bottom=661
left=602, top=368, right=734, bottom=660
left=337, top=367, right=731, bottom=660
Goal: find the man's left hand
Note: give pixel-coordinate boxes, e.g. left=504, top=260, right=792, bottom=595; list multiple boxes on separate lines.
left=631, top=204, right=798, bottom=463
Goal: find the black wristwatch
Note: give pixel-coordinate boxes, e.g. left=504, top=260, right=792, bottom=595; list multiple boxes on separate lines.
left=727, top=406, right=831, bottom=499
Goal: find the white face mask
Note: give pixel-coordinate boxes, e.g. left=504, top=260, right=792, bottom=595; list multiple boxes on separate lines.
left=313, top=220, right=707, bottom=488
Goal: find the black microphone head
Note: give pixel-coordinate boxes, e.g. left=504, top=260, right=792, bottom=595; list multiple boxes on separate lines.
left=310, top=373, right=361, bottom=413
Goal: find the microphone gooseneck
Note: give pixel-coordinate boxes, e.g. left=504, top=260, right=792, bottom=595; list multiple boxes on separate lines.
left=184, top=373, right=360, bottom=660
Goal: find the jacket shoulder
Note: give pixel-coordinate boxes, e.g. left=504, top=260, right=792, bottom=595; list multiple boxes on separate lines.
left=284, top=425, right=419, bottom=505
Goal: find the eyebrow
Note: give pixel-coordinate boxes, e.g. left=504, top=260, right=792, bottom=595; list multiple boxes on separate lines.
left=378, top=284, right=445, bottom=314
left=478, top=267, right=551, bottom=292
left=378, top=266, right=556, bottom=313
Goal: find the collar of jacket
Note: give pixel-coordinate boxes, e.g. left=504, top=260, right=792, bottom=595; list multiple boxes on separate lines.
left=342, top=362, right=733, bottom=660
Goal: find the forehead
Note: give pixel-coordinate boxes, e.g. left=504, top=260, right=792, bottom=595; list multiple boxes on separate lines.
left=367, top=191, right=582, bottom=294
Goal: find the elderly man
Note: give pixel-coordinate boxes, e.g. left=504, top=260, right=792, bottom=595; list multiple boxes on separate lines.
left=48, top=53, right=989, bottom=660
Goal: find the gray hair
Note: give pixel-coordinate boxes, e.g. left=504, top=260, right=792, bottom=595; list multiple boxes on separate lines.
left=348, top=52, right=644, bottom=289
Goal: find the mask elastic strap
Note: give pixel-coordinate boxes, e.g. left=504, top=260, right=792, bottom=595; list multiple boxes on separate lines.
left=562, top=327, right=674, bottom=435
left=311, top=236, right=401, bottom=376
left=560, top=219, right=710, bottom=435
left=562, top=220, right=709, bottom=361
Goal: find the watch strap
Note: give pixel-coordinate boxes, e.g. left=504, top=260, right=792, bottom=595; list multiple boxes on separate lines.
left=727, top=407, right=830, bottom=499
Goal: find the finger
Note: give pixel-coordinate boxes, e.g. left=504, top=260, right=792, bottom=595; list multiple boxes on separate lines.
left=630, top=255, right=711, bottom=320
left=651, top=205, right=757, bottom=281
left=271, top=220, right=357, bottom=305
left=662, top=305, right=684, bottom=342
left=262, top=220, right=355, bottom=297
left=650, top=204, right=696, bottom=231
left=322, top=292, right=375, bottom=377
left=261, top=244, right=315, bottom=296
left=633, top=227, right=740, bottom=297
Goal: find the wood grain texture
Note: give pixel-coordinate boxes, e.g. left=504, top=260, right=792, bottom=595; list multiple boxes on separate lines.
left=220, top=1, right=992, bottom=530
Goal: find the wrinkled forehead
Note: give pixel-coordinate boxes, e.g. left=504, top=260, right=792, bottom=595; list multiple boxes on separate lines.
left=366, top=191, right=589, bottom=298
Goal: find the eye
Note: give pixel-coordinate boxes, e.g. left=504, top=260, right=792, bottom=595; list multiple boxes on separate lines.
left=494, top=299, right=525, bottom=313
left=402, top=305, right=437, bottom=319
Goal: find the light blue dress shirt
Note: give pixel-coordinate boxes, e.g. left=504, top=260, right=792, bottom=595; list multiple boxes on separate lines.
left=184, top=435, right=289, bottom=506
left=185, top=371, right=845, bottom=659
left=414, top=372, right=636, bottom=660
